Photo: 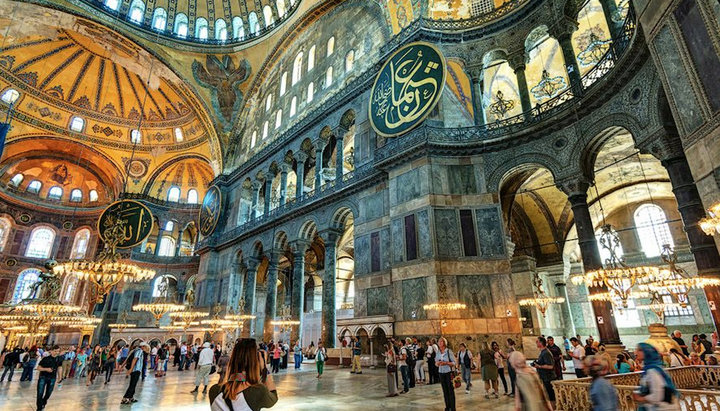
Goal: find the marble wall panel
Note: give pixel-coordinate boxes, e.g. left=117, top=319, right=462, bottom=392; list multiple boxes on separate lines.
left=457, top=275, right=493, bottom=318
left=354, top=234, right=371, bottom=277
left=475, top=206, right=506, bottom=258
left=361, top=191, right=386, bottom=222
left=417, top=209, right=433, bottom=258
left=434, top=209, right=462, bottom=257
left=490, top=273, right=517, bottom=318
left=367, top=286, right=390, bottom=316
left=355, top=288, right=368, bottom=317
left=380, top=227, right=392, bottom=270
left=447, top=164, right=477, bottom=195
left=402, top=277, right=427, bottom=320
left=391, top=218, right=404, bottom=264
left=395, top=168, right=421, bottom=205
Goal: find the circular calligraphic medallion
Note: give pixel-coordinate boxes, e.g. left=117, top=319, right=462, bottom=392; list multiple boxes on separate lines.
left=97, top=200, right=153, bottom=248
left=369, top=42, right=446, bottom=138
left=199, top=186, right=222, bottom=237
left=126, top=159, right=148, bottom=179
left=18, top=213, right=31, bottom=224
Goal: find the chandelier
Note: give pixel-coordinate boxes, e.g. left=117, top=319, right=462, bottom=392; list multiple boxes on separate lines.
left=225, top=298, right=257, bottom=324
left=699, top=202, right=720, bottom=235
left=108, top=311, right=137, bottom=334
left=530, top=70, right=567, bottom=100
left=423, top=302, right=467, bottom=332
left=636, top=290, right=677, bottom=324
left=488, top=90, right=516, bottom=120
left=270, top=305, right=300, bottom=333
left=169, top=307, right=208, bottom=330
left=518, top=271, right=565, bottom=318
left=577, top=32, right=612, bottom=66
left=201, top=305, right=238, bottom=333
left=132, top=277, right=184, bottom=325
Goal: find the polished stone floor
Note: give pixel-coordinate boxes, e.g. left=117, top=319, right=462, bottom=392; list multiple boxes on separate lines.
left=0, top=363, right=521, bottom=410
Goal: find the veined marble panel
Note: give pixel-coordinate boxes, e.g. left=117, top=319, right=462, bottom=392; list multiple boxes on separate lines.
left=434, top=209, right=462, bottom=257
left=417, top=209, right=433, bottom=258
left=457, top=275, right=493, bottom=318
left=476, top=206, right=506, bottom=258
left=402, top=277, right=427, bottom=320
left=367, top=286, right=390, bottom=316
left=447, top=164, right=477, bottom=195
left=391, top=217, right=404, bottom=263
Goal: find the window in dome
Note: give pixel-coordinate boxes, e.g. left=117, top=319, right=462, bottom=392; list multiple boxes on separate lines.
left=27, top=180, right=42, bottom=194
left=308, top=45, right=316, bottom=71
left=70, top=116, right=85, bottom=132
left=48, top=186, right=63, bottom=200
left=290, top=96, right=297, bottom=117
left=233, top=17, right=245, bottom=40
left=187, top=189, right=198, bottom=204
left=70, top=228, right=91, bottom=259
left=105, top=0, right=120, bottom=11
left=250, top=131, right=257, bottom=148
left=249, top=12, right=260, bottom=36
left=25, top=227, right=55, bottom=259
left=572, top=0, right=613, bottom=77
left=164, top=221, right=175, bottom=231
left=70, top=189, right=82, bottom=202
left=1, top=88, right=19, bottom=105
left=292, top=52, right=303, bottom=85
left=263, top=5, right=274, bottom=27
left=89, top=190, right=99, bottom=202
left=634, top=204, right=674, bottom=258
left=326, top=36, right=335, bottom=57
left=483, top=58, right=522, bottom=122
left=275, top=110, right=282, bottom=129
left=596, top=226, right=623, bottom=267
left=0, top=217, right=10, bottom=252
left=174, top=127, right=184, bottom=142
left=280, top=72, right=288, bottom=96
left=470, top=0, right=494, bottom=16
left=196, top=18, right=209, bottom=40
left=307, top=82, right=314, bottom=103
left=9, top=173, right=23, bottom=187
left=158, top=236, right=176, bottom=257
left=215, top=19, right=228, bottom=41
left=131, top=129, right=142, bottom=144
left=152, top=8, right=167, bottom=30
left=345, top=50, right=355, bottom=72
left=525, top=26, right=568, bottom=106
left=128, top=0, right=145, bottom=23
left=276, top=0, right=287, bottom=18
left=325, top=66, right=333, bottom=88
left=174, top=13, right=189, bottom=37
left=262, top=121, right=269, bottom=139
left=265, top=94, right=272, bottom=112
left=167, top=186, right=181, bottom=202
left=12, top=269, right=40, bottom=303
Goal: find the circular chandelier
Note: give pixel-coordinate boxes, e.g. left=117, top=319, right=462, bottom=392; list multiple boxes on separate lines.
left=201, top=305, right=238, bottom=333
left=270, top=305, right=300, bottom=333
left=108, top=311, right=137, bottom=333
left=699, top=202, right=720, bottom=235
left=169, top=308, right=208, bottom=330
left=518, top=272, right=565, bottom=318
left=422, top=303, right=467, bottom=311
left=132, top=277, right=184, bottom=325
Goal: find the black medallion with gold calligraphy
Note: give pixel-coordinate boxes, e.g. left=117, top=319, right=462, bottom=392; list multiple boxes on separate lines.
left=97, top=200, right=153, bottom=248
left=369, top=42, right=446, bottom=138
left=199, top=185, right=222, bottom=237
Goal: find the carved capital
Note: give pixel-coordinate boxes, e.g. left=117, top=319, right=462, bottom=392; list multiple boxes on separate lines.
left=295, top=151, right=309, bottom=164
left=507, top=51, right=528, bottom=72
left=280, top=163, right=292, bottom=174
left=467, top=65, right=483, bottom=83
left=290, top=239, right=311, bottom=256
left=319, top=228, right=343, bottom=248
left=549, top=18, right=579, bottom=42
left=251, top=181, right=263, bottom=192
left=637, top=130, right=684, bottom=163
left=555, top=176, right=591, bottom=198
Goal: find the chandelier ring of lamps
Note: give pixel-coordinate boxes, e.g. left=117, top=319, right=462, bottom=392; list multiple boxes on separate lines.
left=201, top=305, right=240, bottom=333
left=132, top=276, right=185, bottom=326
left=169, top=309, right=208, bottom=330
left=699, top=202, right=720, bottom=236
left=108, top=311, right=137, bottom=334
left=422, top=302, right=467, bottom=334
left=518, top=271, right=565, bottom=318
left=270, top=305, right=300, bottom=333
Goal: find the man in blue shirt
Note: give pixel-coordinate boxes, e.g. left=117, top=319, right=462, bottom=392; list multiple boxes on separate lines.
left=60, top=347, right=75, bottom=381
left=350, top=337, right=362, bottom=374
left=121, top=343, right=150, bottom=405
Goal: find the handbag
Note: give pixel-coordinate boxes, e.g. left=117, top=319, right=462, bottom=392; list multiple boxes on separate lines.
left=209, top=365, right=217, bottom=375
left=387, top=363, right=397, bottom=374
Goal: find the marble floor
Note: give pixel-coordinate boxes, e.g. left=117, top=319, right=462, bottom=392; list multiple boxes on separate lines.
left=0, top=364, right=521, bottom=410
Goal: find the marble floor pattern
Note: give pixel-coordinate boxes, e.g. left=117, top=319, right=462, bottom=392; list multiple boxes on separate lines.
left=0, top=364, right=521, bottom=410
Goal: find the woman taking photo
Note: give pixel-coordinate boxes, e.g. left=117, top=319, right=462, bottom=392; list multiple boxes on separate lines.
left=435, top=337, right=456, bottom=411
left=209, top=338, right=278, bottom=411
left=510, top=351, right=552, bottom=411
left=384, top=343, right=399, bottom=397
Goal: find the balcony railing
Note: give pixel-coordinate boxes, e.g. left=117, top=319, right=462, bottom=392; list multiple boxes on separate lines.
left=128, top=251, right=199, bottom=265
left=119, top=192, right=201, bottom=211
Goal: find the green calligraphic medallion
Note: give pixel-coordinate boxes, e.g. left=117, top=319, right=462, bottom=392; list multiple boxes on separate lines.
left=97, top=200, right=153, bottom=248
left=369, top=42, right=446, bottom=138
left=199, top=185, right=222, bottom=237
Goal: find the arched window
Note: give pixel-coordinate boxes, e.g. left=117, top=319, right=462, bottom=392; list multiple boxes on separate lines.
left=308, top=45, right=316, bottom=71
left=596, top=226, right=623, bottom=267
left=48, top=186, right=63, bottom=200
left=70, top=116, right=85, bottom=132
left=25, top=226, right=55, bottom=259
left=265, top=94, right=272, bottom=112
left=1, top=88, right=19, bottom=105
left=326, top=36, right=335, bottom=57
left=275, top=110, right=282, bottom=129
left=249, top=12, right=260, bottom=36
left=70, top=189, right=82, bottom=202
left=634, top=204, right=674, bottom=258
left=215, top=19, right=228, bottom=41
left=152, top=8, right=167, bottom=30
left=167, top=187, right=181, bottom=202
left=89, top=190, right=98, bottom=202
left=195, top=18, right=209, bottom=40
left=325, top=66, right=333, bottom=87
left=307, top=82, right=314, bottom=103
left=158, top=235, right=176, bottom=257
left=128, top=0, right=145, bottom=23
left=0, top=217, right=11, bottom=252
left=27, top=180, right=42, bottom=194
left=250, top=131, right=257, bottom=148
left=9, top=173, right=23, bottom=186
left=262, top=121, right=269, bottom=139
left=187, top=189, right=198, bottom=204
left=290, top=96, right=297, bottom=117
left=63, top=276, right=78, bottom=303
left=130, top=129, right=142, bottom=144
left=152, top=275, right=175, bottom=297
left=279, top=72, right=288, bottom=96
left=345, top=50, right=355, bottom=72
left=164, top=221, right=175, bottom=231
left=174, top=127, right=184, bottom=142
left=12, top=269, right=40, bottom=303
left=276, top=0, right=286, bottom=18
left=105, top=0, right=120, bottom=10
left=292, top=52, right=303, bottom=85
left=70, top=228, right=91, bottom=259
left=174, top=13, right=189, bottom=37
left=263, top=5, right=274, bottom=27
left=232, top=17, right=245, bottom=40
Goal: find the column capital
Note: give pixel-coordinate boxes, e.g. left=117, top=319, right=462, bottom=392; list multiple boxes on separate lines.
left=313, top=138, right=328, bottom=151
left=549, top=18, right=579, bottom=41
left=555, top=177, right=591, bottom=199
left=467, top=64, right=483, bottom=82
left=507, top=51, right=527, bottom=72
left=251, top=181, right=263, bottom=192
left=280, top=163, right=291, bottom=174
left=334, top=125, right=349, bottom=139
left=246, top=256, right=262, bottom=271
left=319, top=228, right=343, bottom=247
left=637, top=129, right=684, bottom=163
left=290, top=239, right=311, bottom=255
left=295, top=151, right=309, bottom=164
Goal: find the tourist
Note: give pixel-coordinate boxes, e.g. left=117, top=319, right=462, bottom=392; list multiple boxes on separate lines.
left=595, top=344, right=614, bottom=374
left=562, top=336, right=571, bottom=356
left=569, top=337, right=585, bottom=377
left=2, top=347, right=21, bottom=382
left=258, top=342, right=269, bottom=382
left=492, top=341, right=509, bottom=395
left=118, top=344, right=129, bottom=371
left=507, top=338, right=517, bottom=397
left=191, top=342, right=216, bottom=394
left=293, top=340, right=303, bottom=370
left=75, top=348, right=87, bottom=378
left=36, top=345, right=61, bottom=411
left=691, top=334, right=700, bottom=355
left=435, top=337, right=456, bottom=411
left=150, top=343, right=158, bottom=371
left=586, top=355, right=619, bottom=411
left=457, top=342, right=474, bottom=394
left=105, top=347, right=116, bottom=384
left=510, top=351, right=552, bottom=411
left=699, top=333, right=713, bottom=362
left=688, top=352, right=702, bottom=365
left=668, top=348, right=686, bottom=368
left=414, top=338, right=426, bottom=384
left=405, top=338, right=416, bottom=387
left=270, top=342, right=281, bottom=374
left=584, top=338, right=597, bottom=357
left=208, top=338, right=278, bottom=410
left=179, top=342, right=188, bottom=371
left=173, top=344, right=181, bottom=368
left=217, top=349, right=230, bottom=382
left=306, top=341, right=316, bottom=360
left=671, top=330, right=689, bottom=356
left=546, top=336, right=564, bottom=380
left=20, top=346, right=38, bottom=381
left=280, top=340, right=289, bottom=370
left=615, top=354, right=631, bottom=373
left=427, top=338, right=440, bottom=384
left=632, top=342, right=679, bottom=410
left=61, top=346, right=75, bottom=381
left=398, top=339, right=409, bottom=393
left=87, top=344, right=102, bottom=385
left=709, top=355, right=719, bottom=366
left=533, top=337, right=555, bottom=406
left=480, top=342, right=499, bottom=398
left=121, top=342, right=148, bottom=405
left=384, top=343, right=399, bottom=397
left=315, top=341, right=327, bottom=379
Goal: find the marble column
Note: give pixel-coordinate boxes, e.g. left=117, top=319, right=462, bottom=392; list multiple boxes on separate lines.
left=508, top=54, right=532, bottom=115
left=154, top=228, right=165, bottom=256
left=598, top=0, right=623, bottom=41
left=314, top=143, right=324, bottom=191
left=229, top=263, right=244, bottom=310
left=662, top=154, right=720, bottom=332
left=279, top=165, right=289, bottom=206
left=552, top=21, right=583, bottom=96
left=320, top=229, right=340, bottom=348
left=468, top=67, right=486, bottom=126
left=335, top=134, right=345, bottom=183
left=263, top=251, right=280, bottom=342
left=560, top=179, right=622, bottom=345
left=251, top=181, right=262, bottom=219
left=555, top=282, right=576, bottom=339
left=243, top=257, right=261, bottom=338
left=175, top=232, right=183, bottom=256
left=295, top=152, right=307, bottom=200
left=290, top=241, right=309, bottom=343
left=264, top=178, right=272, bottom=215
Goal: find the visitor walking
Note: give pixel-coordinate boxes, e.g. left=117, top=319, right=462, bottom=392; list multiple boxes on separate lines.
left=315, top=341, right=327, bottom=379
left=351, top=337, right=362, bottom=374
left=546, top=336, right=564, bottom=380
left=36, top=345, right=61, bottom=411
left=208, top=338, right=278, bottom=410
left=632, top=343, right=680, bottom=410
left=75, top=348, right=87, bottom=378
left=217, top=349, right=230, bottom=382
left=61, top=346, right=75, bottom=381
left=104, top=347, right=116, bottom=384
left=20, top=347, right=38, bottom=381
left=510, top=351, right=552, bottom=411
left=435, top=337, right=456, bottom=411
left=586, top=355, right=619, bottom=411
left=427, top=338, right=439, bottom=384
left=671, top=331, right=689, bottom=356
left=398, top=340, right=409, bottom=393
left=415, top=339, right=426, bottom=384
left=569, top=337, right=585, bottom=377
left=1, top=348, right=21, bottom=382
left=384, top=343, right=399, bottom=397
left=121, top=342, right=149, bottom=405
left=270, top=343, right=281, bottom=374
left=191, top=342, right=216, bottom=394
left=479, top=342, right=498, bottom=398
left=405, top=338, right=416, bottom=387
left=506, top=338, right=517, bottom=397
left=87, top=345, right=102, bottom=385
left=457, top=343, right=474, bottom=394
left=492, top=341, right=509, bottom=395
left=293, top=340, right=303, bottom=369
left=533, top=337, right=556, bottom=407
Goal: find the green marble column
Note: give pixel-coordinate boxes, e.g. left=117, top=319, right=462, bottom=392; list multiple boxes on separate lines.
left=335, top=134, right=345, bottom=183
left=243, top=257, right=261, bottom=338
left=320, top=230, right=340, bottom=348
left=290, top=241, right=309, bottom=344
left=508, top=54, right=532, bottom=115
left=251, top=181, right=261, bottom=219
left=552, top=21, right=583, bottom=96
left=468, top=66, right=485, bottom=126
left=263, top=178, right=272, bottom=215
left=279, top=166, right=288, bottom=206
left=314, top=145, right=324, bottom=191
left=154, top=228, right=164, bottom=256
left=598, top=0, right=623, bottom=41
left=295, top=152, right=307, bottom=200
left=263, top=252, right=280, bottom=342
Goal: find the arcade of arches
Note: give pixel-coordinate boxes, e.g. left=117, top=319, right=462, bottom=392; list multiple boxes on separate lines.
left=2, top=0, right=720, bottom=408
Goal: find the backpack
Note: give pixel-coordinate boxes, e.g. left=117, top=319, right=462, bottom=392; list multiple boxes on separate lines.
left=125, top=349, right=139, bottom=370
left=702, top=340, right=713, bottom=354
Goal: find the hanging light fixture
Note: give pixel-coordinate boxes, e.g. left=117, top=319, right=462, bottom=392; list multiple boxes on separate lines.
left=270, top=305, right=300, bottom=333
left=518, top=271, right=565, bottom=318
left=201, top=305, right=237, bottom=332
left=488, top=90, right=516, bottom=120
left=132, top=276, right=184, bottom=326
left=699, top=202, right=720, bottom=236
left=108, top=311, right=137, bottom=334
